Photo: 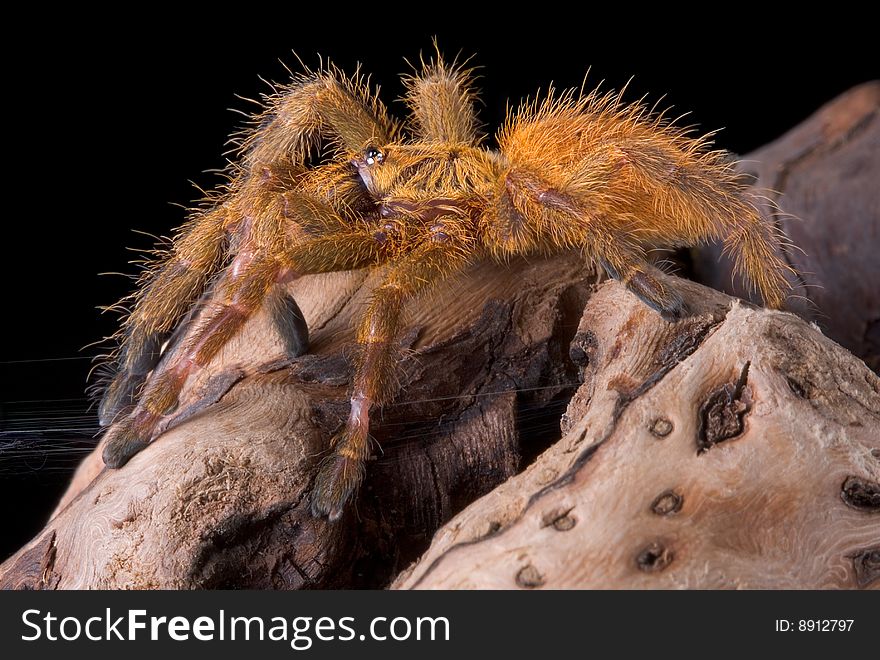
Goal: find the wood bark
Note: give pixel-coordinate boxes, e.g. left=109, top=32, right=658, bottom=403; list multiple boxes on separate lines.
left=393, top=278, right=880, bottom=589
left=1, top=83, right=878, bottom=590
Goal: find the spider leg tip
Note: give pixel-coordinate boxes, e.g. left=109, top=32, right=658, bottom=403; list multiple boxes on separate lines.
left=309, top=452, right=365, bottom=522
left=661, top=309, right=687, bottom=322
left=102, top=420, right=152, bottom=468
left=661, top=295, right=689, bottom=321
left=97, top=372, right=143, bottom=427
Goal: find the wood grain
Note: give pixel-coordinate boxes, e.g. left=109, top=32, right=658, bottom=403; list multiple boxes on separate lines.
left=394, top=279, right=880, bottom=589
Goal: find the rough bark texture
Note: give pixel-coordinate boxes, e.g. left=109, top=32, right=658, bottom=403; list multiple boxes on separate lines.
left=393, top=279, right=880, bottom=589
left=1, top=84, right=878, bottom=590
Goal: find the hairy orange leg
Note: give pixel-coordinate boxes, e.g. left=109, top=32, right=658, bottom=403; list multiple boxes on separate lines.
left=494, top=168, right=684, bottom=316
left=722, top=221, right=790, bottom=309
left=603, top=140, right=791, bottom=309
left=101, top=69, right=394, bottom=426
left=102, top=223, right=393, bottom=469
left=311, top=225, right=474, bottom=521
left=596, top=251, right=684, bottom=316
left=102, top=249, right=283, bottom=467
left=240, top=71, right=395, bottom=168
left=403, top=52, right=480, bottom=144
left=99, top=207, right=230, bottom=426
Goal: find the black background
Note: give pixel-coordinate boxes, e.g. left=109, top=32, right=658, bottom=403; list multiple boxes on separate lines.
left=1, top=11, right=876, bottom=562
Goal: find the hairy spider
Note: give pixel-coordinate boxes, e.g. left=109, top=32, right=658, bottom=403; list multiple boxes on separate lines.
left=99, top=51, right=793, bottom=521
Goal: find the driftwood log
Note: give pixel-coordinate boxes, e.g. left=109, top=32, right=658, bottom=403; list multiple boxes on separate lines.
left=394, top=279, right=880, bottom=589
left=1, top=84, right=878, bottom=590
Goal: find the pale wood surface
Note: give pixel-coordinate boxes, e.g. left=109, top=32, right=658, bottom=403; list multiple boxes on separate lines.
left=394, top=279, right=880, bottom=589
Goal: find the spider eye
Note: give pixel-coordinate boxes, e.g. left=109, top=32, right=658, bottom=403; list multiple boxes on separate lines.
left=364, top=147, right=384, bottom=166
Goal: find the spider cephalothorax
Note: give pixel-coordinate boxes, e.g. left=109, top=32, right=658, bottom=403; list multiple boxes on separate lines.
left=99, top=52, right=793, bottom=520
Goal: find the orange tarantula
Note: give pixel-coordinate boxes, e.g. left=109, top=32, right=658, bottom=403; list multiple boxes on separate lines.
left=99, top=52, right=792, bottom=520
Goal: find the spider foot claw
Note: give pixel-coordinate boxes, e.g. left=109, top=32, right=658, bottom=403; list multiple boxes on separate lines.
left=98, top=371, right=144, bottom=427
left=310, top=453, right=365, bottom=522
left=102, top=414, right=155, bottom=468
left=659, top=291, right=687, bottom=320
left=627, top=271, right=687, bottom=319
left=270, top=291, right=310, bottom=359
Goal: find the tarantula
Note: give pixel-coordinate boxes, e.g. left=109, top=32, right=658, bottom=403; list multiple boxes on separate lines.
left=99, top=52, right=792, bottom=521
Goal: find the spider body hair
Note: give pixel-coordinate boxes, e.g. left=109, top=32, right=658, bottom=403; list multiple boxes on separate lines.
left=98, top=51, right=794, bottom=521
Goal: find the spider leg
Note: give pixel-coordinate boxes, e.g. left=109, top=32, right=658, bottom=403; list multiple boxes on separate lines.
left=268, top=288, right=309, bottom=360
left=99, top=207, right=230, bottom=426
left=311, top=219, right=474, bottom=521
left=600, top=135, right=792, bottom=309
left=240, top=68, right=396, bottom=167
left=403, top=50, right=481, bottom=145
left=721, top=216, right=791, bottom=309
left=102, top=249, right=285, bottom=467
left=491, top=168, right=685, bottom=317
left=597, top=253, right=684, bottom=317
left=102, top=212, right=391, bottom=469
left=101, top=67, right=395, bottom=425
